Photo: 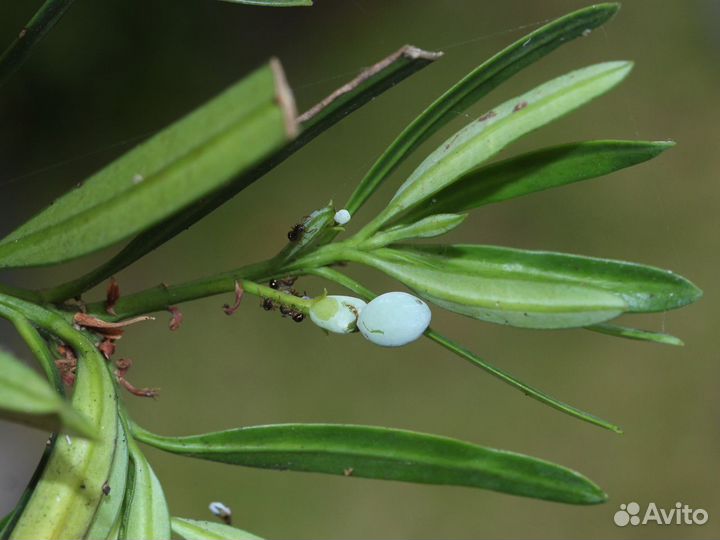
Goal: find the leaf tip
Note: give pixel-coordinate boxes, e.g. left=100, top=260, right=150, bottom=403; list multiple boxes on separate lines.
left=270, top=57, right=299, bottom=138
left=402, top=44, right=444, bottom=62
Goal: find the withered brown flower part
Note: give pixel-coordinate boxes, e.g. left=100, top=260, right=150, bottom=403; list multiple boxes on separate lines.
left=73, top=313, right=154, bottom=340
left=105, top=277, right=121, bottom=315
left=97, top=339, right=116, bottom=360
left=55, top=344, right=78, bottom=387
left=222, top=281, right=244, bottom=316
left=168, top=306, right=183, bottom=331
left=114, top=358, right=159, bottom=398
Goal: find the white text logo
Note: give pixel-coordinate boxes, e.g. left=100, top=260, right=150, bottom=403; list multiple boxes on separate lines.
left=614, top=501, right=709, bottom=527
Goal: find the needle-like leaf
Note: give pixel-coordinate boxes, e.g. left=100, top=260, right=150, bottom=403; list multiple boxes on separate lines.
left=344, top=3, right=621, bottom=215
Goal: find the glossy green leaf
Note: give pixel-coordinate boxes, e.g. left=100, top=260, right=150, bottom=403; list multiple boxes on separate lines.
left=171, top=518, right=262, bottom=540
left=363, top=213, right=467, bottom=249
left=345, top=3, right=620, bottom=215
left=397, top=140, right=674, bottom=223
left=41, top=45, right=440, bottom=302
left=121, top=440, right=171, bottom=540
left=0, top=348, right=96, bottom=438
left=221, top=0, right=311, bottom=5
left=0, top=60, right=297, bottom=268
left=348, top=244, right=701, bottom=329
left=132, top=423, right=606, bottom=505
left=360, top=61, right=632, bottom=234
left=587, top=322, right=684, bottom=346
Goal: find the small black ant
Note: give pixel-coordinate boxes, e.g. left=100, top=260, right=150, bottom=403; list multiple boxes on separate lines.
left=279, top=304, right=305, bottom=323
left=287, top=223, right=306, bottom=242
left=261, top=298, right=275, bottom=311
left=269, top=277, right=297, bottom=290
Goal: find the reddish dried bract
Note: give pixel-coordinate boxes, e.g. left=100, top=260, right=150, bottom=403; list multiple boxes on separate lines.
left=115, top=358, right=159, bottom=398
left=168, top=306, right=183, bottom=331
left=98, top=339, right=116, bottom=360
left=74, top=313, right=154, bottom=340
left=222, top=281, right=244, bottom=316
left=105, top=277, right=120, bottom=315
left=56, top=345, right=78, bottom=387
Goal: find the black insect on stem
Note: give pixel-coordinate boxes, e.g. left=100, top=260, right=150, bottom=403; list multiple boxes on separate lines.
left=287, top=223, right=306, bottom=242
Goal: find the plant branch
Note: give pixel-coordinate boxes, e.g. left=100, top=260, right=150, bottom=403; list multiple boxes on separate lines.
left=0, top=0, right=75, bottom=86
left=81, top=257, right=316, bottom=320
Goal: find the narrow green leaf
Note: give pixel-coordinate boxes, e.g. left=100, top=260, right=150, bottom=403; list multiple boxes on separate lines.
left=349, top=244, right=701, bottom=329
left=425, top=329, right=622, bottom=433
left=132, top=423, right=606, bottom=505
left=363, top=213, right=467, bottom=249
left=0, top=60, right=297, bottom=268
left=121, top=439, right=171, bottom=540
left=220, top=0, right=311, bottom=5
left=40, top=45, right=441, bottom=302
left=0, top=348, right=96, bottom=438
left=397, top=140, right=674, bottom=223
left=171, top=518, right=262, bottom=540
left=345, top=3, right=620, bottom=214
left=0, top=512, right=12, bottom=537
left=308, top=267, right=621, bottom=433
left=363, top=61, right=633, bottom=233
left=0, top=0, right=75, bottom=87
left=587, top=322, right=684, bottom=346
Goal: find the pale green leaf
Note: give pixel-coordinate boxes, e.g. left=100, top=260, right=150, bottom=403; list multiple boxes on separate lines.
left=0, top=348, right=96, bottom=437
left=121, top=441, right=171, bottom=540
left=0, top=60, right=297, bottom=268
left=364, top=61, right=632, bottom=232
left=347, top=244, right=701, bottom=329
left=172, top=518, right=262, bottom=540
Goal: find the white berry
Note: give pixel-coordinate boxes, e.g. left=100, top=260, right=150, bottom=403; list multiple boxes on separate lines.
left=309, top=295, right=366, bottom=334
left=358, top=292, right=431, bottom=347
left=334, top=209, right=351, bottom=225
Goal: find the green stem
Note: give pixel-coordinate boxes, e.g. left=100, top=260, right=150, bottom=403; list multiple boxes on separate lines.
left=243, top=279, right=313, bottom=312
left=83, top=260, right=317, bottom=320
left=0, top=0, right=75, bottom=86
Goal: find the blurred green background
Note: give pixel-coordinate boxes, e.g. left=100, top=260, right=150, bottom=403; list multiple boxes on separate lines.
left=0, top=0, right=718, bottom=538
